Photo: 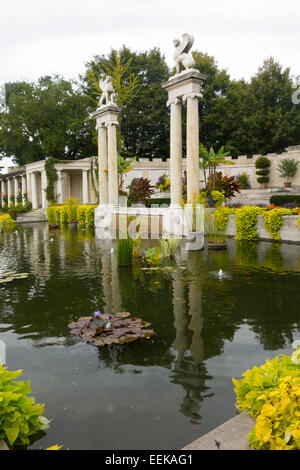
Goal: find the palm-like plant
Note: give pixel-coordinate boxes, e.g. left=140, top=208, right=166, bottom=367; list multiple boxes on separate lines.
left=118, top=155, right=136, bottom=191
left=277, top=158, right=299, bottom=182
left=199, top=144, right=232, bottom=190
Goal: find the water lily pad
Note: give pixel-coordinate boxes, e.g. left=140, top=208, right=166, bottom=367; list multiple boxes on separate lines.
left=68, top=311, right=155, bottom=347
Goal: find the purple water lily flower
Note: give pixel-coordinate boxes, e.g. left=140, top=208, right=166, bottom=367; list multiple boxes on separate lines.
left=93, top=311, right=102, bottom=318
left=215, top=440, right=221, bottom=449
left=108, top=314, right=112, bottom=319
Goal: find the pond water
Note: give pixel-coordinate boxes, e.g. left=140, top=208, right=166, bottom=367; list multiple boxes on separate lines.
left=0, top=223, right=300, bottom=450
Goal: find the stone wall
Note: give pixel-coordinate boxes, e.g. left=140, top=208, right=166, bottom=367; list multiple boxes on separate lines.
left=123, top=145, right=300, bottom=191
left=219, top=145, right=300, bottom=189
left=227, top=214, right=300, bottom=244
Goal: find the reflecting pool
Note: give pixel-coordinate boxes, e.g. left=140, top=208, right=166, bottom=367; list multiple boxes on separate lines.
left=0, top=223, right=300, bottom=449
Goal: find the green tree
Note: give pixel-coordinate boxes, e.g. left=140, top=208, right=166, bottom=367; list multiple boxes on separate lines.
left=0, top=75, right=96, bottom=165
left=239, top=57, right=300, bottom=155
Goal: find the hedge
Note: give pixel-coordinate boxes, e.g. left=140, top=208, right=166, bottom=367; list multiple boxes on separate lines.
left=270, top=195, right=300, bottom=206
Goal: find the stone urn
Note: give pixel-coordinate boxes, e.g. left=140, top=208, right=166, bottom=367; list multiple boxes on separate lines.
left=260, top=183, right=268, bottom=189
left=284, top=182, right=292, bottom=188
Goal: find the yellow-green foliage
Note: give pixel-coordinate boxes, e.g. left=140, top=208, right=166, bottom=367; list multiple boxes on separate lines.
left=214, top=207, right=235, bottom=232
left=46, top=206, right=56, bottom=224
left=86, top=206, right=96, bottom=228
left=47, top=205, right=96, bottom=227
left=0, top=364, right=49, bottom=447
left=235, top=206, right=263, bottom=241
left=78, top=206, right=87, bottom=228
left=0, top=214, right=16, bottom=233
left=233, top=351, right=300, bottom=450
left=263, top=208, right=291, bottom=240
left=211, top=190, right=225, bottom=208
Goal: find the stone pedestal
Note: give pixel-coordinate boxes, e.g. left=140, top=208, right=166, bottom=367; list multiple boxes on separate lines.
left=163, top=69, right=206, bottom=204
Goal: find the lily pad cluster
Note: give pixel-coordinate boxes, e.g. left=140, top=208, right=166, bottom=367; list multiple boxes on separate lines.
left=0, top=272, right=29, bottom=284
left=68, top=311, right=154, bottom=347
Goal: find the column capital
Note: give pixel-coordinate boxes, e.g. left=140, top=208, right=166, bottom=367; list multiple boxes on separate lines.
left=105, top=121, right=119, bottom=128
left=166, top=97, right=182, bottom=107
left=182, top=92, right=203, bottom=102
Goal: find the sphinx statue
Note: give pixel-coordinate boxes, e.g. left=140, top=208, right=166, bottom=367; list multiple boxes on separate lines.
left=98, top=76, right=117, bottom=107
left=173, top=33, right=196, bottom=74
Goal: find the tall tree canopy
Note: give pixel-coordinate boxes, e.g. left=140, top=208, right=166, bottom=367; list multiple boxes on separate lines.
left=0, top=75, right=96, bottom=165
left=237, top=57, right=300, bottom=156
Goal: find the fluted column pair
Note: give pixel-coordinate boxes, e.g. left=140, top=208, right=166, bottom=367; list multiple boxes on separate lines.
left=96, top=117, right=119, bottom=206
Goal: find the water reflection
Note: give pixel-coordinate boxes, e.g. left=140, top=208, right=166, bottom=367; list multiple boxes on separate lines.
left=1, top=225, right=300, bottom=448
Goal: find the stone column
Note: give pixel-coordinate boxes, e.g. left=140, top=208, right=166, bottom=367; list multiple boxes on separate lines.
left=0, top=180, right=2, bottom=206
left=14, top=177, right=19, bottom=205
left=41, top=170, right=47, bottom=209
left=57, top=170, right=63, bottom=204
left=21, top=175, right=27, bottom=204
left=169, top=98, right=183, bottom=206
left=31, top=172, right=38, bottom=209
left=7, top=179, right=12, bottom=206
left=82, top=170, right=89, bottom=205
left=98, top=124, right=108, bottom=204
left=184, top=93, right=201, bottom=204
left=106, top=121, right=119, bottom=206
left=162, top=70, right=206, bottom=206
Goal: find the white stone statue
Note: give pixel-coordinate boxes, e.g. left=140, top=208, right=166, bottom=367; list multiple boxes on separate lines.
left=98, top=76, right=116, bottom=107
left=173, top=33, right=196, bottom=74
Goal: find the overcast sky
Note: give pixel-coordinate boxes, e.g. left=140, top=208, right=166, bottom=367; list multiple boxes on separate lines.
left=0, top=0, right=299, bottom=85
left=1, top=0, right=299, bottom=172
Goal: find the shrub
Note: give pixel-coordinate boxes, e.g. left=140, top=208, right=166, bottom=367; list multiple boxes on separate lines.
left=128, top=177, right=155, bottom=203
left=235, top=206, right=263, bottom=241
left=86, top=206, right=96, bottom=228
left=235, top=172, right=251, bottom=189
left=210, top=172, right=240, bottom=199
left=270, top=195, right=300, bottom=206
left=0, top=214, right=16, bottom=233
left=263, top=208, right=292, bottom=240
left=78, top=206, right=87, bottom=228
left=0, top=364, right=49, bottom=448
left=46, top=206, right=57, bottom=225
left=255, top=157, right=271, bottom=185
left=156, top=175, right=170, bottom=192
left=233, top=351, right=300, bottom=450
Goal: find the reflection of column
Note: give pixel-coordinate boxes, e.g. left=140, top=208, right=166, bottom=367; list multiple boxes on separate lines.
left=172, top=276, right=188, bottom=361
left=107, top=122, right=119, bottom=206
left=82, top=170, right=89, bottom=205
left=7, top=179, right=12, bottom=205
left=102, top=253, right=112, bottom=313
left=169, top=98, right=183, bottom=207
left=188, top=281, right=204, bottom=364
left=41, top=170, right=47, bottom=208
left=31, top=172, right=38, bottom=209
left=0, top=180, right=3, bottom=205
left=111, top=254, right=122, bottom=312
left=98, top=125, right=108, bottom=204
left=185, top=94, right=200, bottom=204
left=21, top=175, right=27, bottom=204
left=57, top=170, right=63, bottom=204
